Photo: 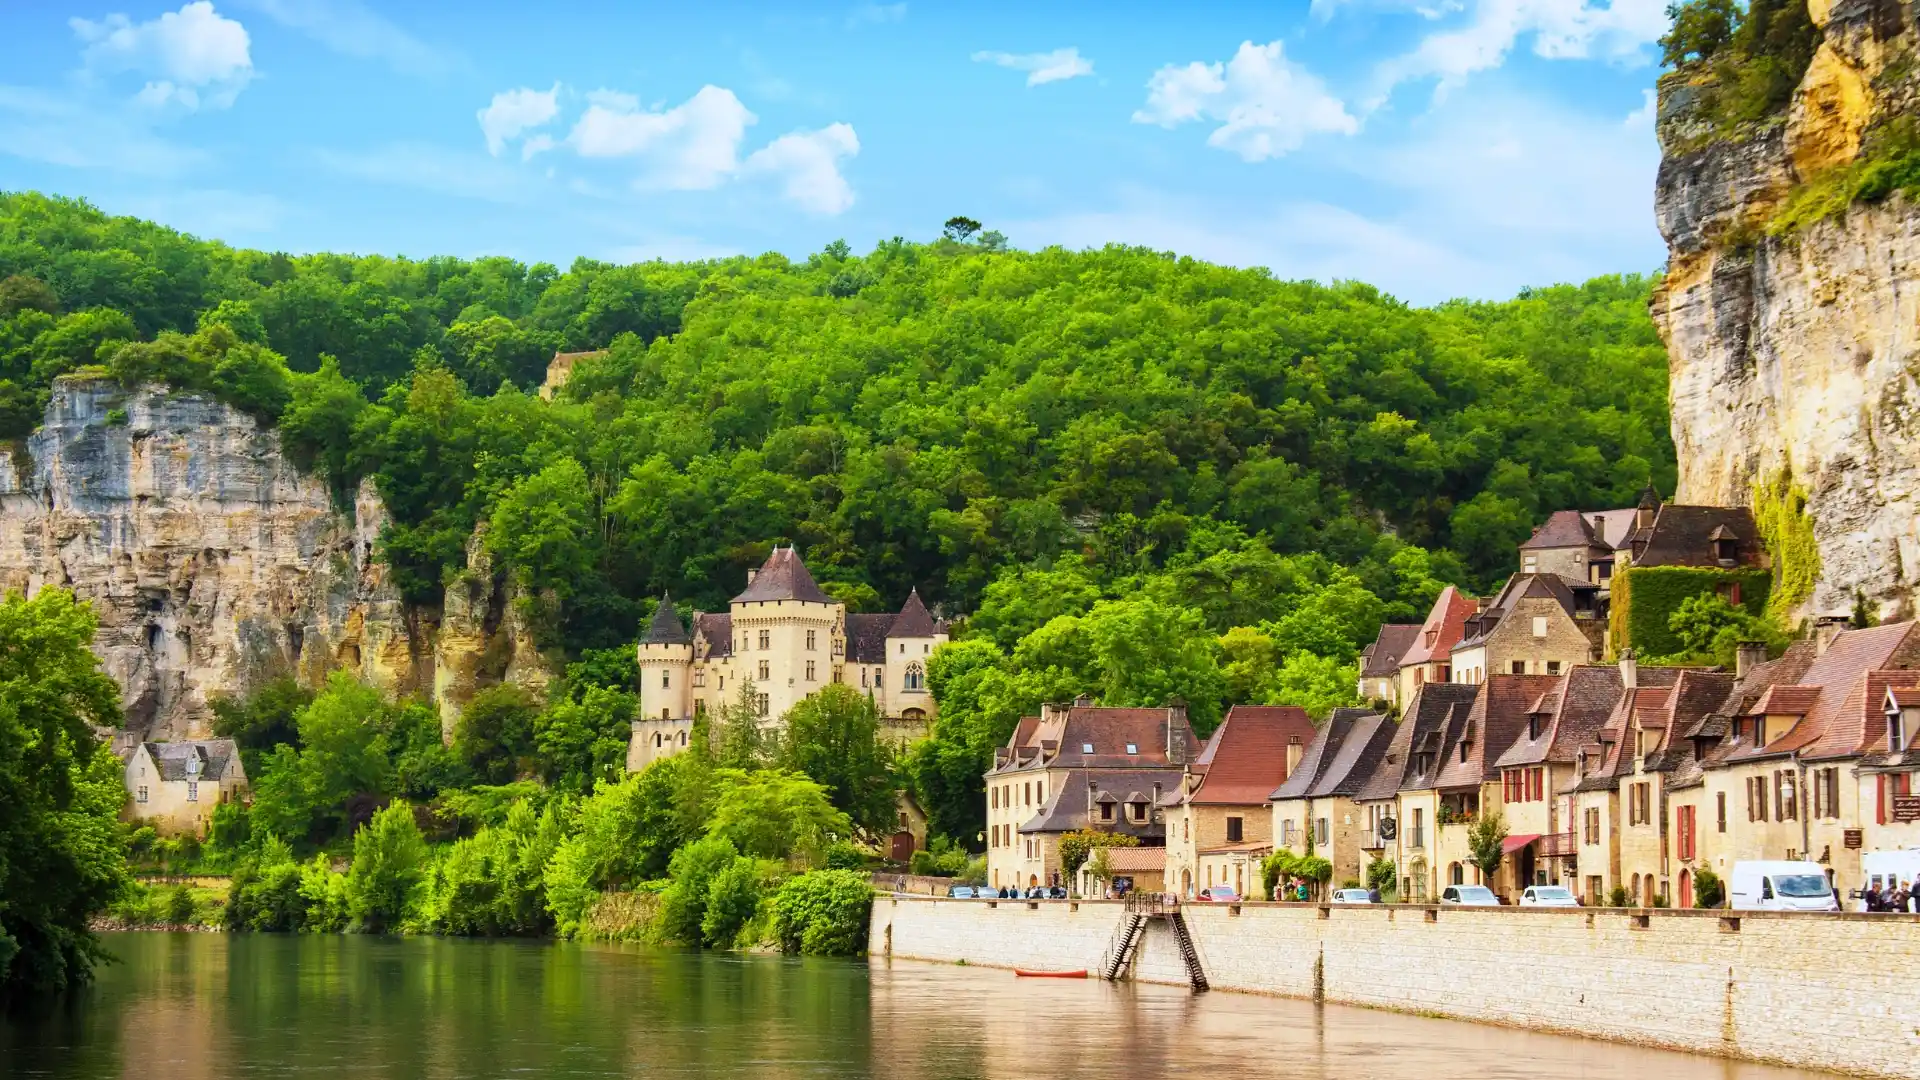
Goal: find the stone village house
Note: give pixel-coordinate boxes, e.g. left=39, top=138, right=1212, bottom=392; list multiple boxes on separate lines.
left=1270, top=708, right=1399, bottom=890
left=985, top=699, right=1197, bottom=890
left=1160, top=705, right=1316, bottom=899
left=123, top=738, right=247, bottom=835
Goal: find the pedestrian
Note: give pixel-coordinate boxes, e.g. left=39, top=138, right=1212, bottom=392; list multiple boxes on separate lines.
left=1367, top=884, right=1382, bottom=904
left=1864, top=883, right=1882, bottom=913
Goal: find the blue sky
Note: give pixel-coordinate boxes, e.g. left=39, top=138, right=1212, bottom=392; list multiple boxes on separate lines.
left=0, top=0, right=1671, bottom=303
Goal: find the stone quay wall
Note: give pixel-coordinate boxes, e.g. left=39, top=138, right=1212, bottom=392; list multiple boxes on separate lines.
left=868, top=897, right=1920, bottom=1079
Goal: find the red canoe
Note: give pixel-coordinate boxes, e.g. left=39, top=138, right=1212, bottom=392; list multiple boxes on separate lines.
left=1014, top=969, right=1088, bottom=978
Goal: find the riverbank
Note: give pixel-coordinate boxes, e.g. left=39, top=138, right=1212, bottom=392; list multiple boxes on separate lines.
left=869, top=897, right=1920, bottom=1080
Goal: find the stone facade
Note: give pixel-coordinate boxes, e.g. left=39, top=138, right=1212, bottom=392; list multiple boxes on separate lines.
left=870, top=898, right=1920, bottom=1080
left=628, top=547, right=946, bottom=772
left=124, top=738, right=247, bottom=835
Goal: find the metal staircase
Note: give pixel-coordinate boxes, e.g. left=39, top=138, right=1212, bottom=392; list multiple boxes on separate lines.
left=1102, top=893, right=1208, bottom=992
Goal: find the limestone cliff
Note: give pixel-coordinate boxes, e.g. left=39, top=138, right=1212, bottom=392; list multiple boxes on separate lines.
left=1653, top=0, right=1920, bottom=619
left=0, top=376, right=550, bottom=740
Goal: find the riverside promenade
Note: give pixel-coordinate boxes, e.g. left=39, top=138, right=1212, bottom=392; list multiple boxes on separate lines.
left=869, top=895, right=1920, bottom=1079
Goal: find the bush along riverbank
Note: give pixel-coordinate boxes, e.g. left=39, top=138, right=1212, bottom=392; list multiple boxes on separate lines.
left=217, top=749, right=875, bottom=954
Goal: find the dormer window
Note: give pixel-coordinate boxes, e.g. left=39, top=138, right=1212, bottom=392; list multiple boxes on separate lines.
left=1100, top=803, right=1114, bottom=822
left=1459, top=739, right=1472, bottom=763
left=1425, top=629, right=1437, bottom=647
left=1527, top=716, right=1542, bottom=740
left=1890, top=703, right=1908, bottom=753
left=1125, top=743, right=1138, bottom=754
left=1129, top=801, right=1146, bottom=822
left=1522, top=554, right=1537, bottom=573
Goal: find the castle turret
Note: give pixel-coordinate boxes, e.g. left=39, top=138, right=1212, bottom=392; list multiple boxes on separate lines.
left=630, top=594, right=695, bottom=770
left=881, top=587, right=947, bottom=744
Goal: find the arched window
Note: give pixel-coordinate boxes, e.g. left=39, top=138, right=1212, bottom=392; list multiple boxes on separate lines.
left=653, top=733, right=662, bottom=747
left=904, top=662, right=925, bottom=691
left=678, top=730, right=687, bottom=746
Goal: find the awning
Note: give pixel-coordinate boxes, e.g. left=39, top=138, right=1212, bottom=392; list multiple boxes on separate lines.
left=1502, top=833, right=1542, bottom=855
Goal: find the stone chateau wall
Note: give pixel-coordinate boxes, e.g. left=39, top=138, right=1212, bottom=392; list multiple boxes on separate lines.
left=869, top=897, right=1920, bottom=1079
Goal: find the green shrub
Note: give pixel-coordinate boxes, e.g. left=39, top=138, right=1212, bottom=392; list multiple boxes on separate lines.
left=300, top=855, right=351, bottom=932
left=825, top=840, right=867, bottom=870
left=700, top=857, right=766, bottom=948
left=1364, top=857, right=1396, bottom=893
left=1608, top=885, right=1631, bottom=907
left=344, top=803, right=427, bottom=933
left=1693, top=867, right=1726, bottom=908
left=165, top=883, right=195, bottom=925
left=657, top=836, right=739, bottom=946
left=770, top=869, right=872, bottom=956
left=105, top=408, right=128, bottom=427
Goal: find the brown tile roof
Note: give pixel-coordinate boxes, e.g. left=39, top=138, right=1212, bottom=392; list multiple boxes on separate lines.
left=1273, top=712, right=1398, bottom=800
left=1629, top=504, right=1765, bottom=568
left=1493, top=664, right=1624, bottom=768
left=1021, top=768, right=1181, bottom=838
left=1586, top=508, right=1640, bottom=550
left=732, top=546, right=836, bottom=605
left=993, top=703, right=1198, bottom=774
left=1683, top=639, right=1816, bottom=742
left=1891, top=686, right=1920, bottom=708
left=1360, top=623, right=1422, bottom=677
left=1358, top=682, right=1477, bottom=801
left=1183, top=705, right=1316, bottom=805
left=1101, top=846, right=1166, bottom=872
left=1746, top=685, right=1821, bottom=717
left=1797, top=669, right=1920, bottom=759
left=1719, top=623, right=1920, bottom=764
left=1519, top=509, right=1605, bottom=551
left=1652, top=668, right=1738, bottom=787
left=845, top=613, right=894, bottom=663
left=1455, top=573, right=1598, bottom=650
left=694, top=612, right=733, bottom=657
left=1428, top=675, right=1560, bottom=791
left=1399, top=587, right=1478, bottom=669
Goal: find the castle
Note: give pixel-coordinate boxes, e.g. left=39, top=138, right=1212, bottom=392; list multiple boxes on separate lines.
left=627, top=546, right=949, bottom=770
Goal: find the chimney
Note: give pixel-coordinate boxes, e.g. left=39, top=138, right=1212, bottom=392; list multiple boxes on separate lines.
left=1618, top=647, right=1637, bottom=691
left=1286, top=735, right=1304, bottom=778
left=1151, top=781, right=1163, bottom=819
left=746, top=567, right=758, bottom=585
left=1635, top=486, right=1659, bottom=531
left=1735, top=640, right=1768, bottom=677
left=1814, top=616, right=1847, bottom=657
left=1087, top=778, right=1098, bottom=818
left=1073, top=694, right=1093, bottom=708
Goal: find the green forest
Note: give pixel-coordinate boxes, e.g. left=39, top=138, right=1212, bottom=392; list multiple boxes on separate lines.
left=0, top=190, right=1676, bottom=998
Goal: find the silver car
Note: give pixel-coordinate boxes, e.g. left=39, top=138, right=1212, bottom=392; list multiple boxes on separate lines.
left=1329, top=888, right=1375, bottom=904
left=1440, top=884, right=1500, bottom=906
left=1519, top=885, right=1580, bottom=907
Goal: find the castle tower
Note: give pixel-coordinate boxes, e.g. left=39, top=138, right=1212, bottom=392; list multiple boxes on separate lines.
left=629, top=594, right=695, bottom=771
left=729, top=546, right=843, bottom=724
left=880, top=587, right=946, bottom=745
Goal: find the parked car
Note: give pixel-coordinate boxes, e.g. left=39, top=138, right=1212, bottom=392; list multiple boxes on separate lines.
left=1729, top=860, right=1838, bottom=912
left=1196, top=886, right=1240, bottom=903
left=1440, top=885, right=1499, bottom=906
left=1519, top=885, right=1580, bottom=907
left=946, top=884, right=974, bottom=898
left=1329, top=888, right=1374, bottom=904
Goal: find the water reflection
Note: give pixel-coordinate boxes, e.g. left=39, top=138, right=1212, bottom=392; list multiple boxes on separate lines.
left=0, top=935, right=1829, bottom=1080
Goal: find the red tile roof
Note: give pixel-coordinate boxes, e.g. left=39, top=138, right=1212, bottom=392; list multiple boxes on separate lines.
left=732, top=546, right=836, bottom=605
left=1890, top=687, right=1920, bottom=709
left=1428, top=675, right=1560, bottom=791
left=994, top=703, right=1198, bottom=773
left=1746, top=685, right=1821, bottom=717
left=1101, top=846, right=1166, bottom=872
left=1360, top=623, right=1422, bottom=677
left=1398, top=587, right=1478, bottom=669
left=1519, top=509, right=1605, bottom=551
left=1726, top=622, right=1920, bottom=762
left=1183, top=705, right=1317, bottom=805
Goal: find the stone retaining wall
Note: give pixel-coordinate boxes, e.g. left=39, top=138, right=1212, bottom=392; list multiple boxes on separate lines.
left=869, top=897, right=1920, bottom=1079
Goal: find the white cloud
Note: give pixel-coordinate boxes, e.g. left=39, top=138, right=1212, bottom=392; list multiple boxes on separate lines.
left=1134, top=40, right=1358, bottom=161
left=1371, top=0, right=1667, bottom=105
left=237, top=0, right=456, bottom=76
left=71, top=2, right=254, bottom=111
left=744, top=123, right=860, bottom=215
left=971, top=47, right=1094, bottom=86
left=567, top=85, right=756, bottom=190
left=847, top=3, right=907, bottom=26
left=477, top=84, right=560, bottom=157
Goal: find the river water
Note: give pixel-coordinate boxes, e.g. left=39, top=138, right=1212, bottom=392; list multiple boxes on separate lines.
left=2, top=933, right=1833, bottom=1079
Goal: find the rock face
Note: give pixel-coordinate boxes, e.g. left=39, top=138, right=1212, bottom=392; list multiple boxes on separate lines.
left=0, top=376, right=550, bottom=740
left=1653, top=0, right=1920, bottom=619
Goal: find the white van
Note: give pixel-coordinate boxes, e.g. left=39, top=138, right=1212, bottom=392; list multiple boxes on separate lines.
left=1728, top=860, right=1838, bottom=912
left=1859, top=848, right=1920, bottom=908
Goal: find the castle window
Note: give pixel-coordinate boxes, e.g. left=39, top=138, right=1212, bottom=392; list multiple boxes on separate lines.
left=759, top=630, right=770, bottom=650
left=136, top=786, right=148, bottom=803
left=756, top=694, right=770, bottom=717
left=923, top=643, right=929, bottom=654
left=861, top=668, right=869, bottom=688
left=661, top=708, right=670, bottom=720
left=693, top=670, right=706, bottom=688
left=899, top=643, right=905, bottom=654
left=758, top=660, right=770, bottom=680
left=679, top=730, right=687, bottom=745
left=805, top=660, right=816, bottom=681
left=807, top=630, right=816, bottom=650
left=187, top=782, right=198, bottom=803
left=654, top=733, right=662, bottom=747
left=661, top=671, right=670, bottom=689
left=904, top=662, right=925, bottom=691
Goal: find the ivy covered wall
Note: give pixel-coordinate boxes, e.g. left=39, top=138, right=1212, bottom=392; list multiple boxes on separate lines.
left=1610, top=565, right=1772, bottom=659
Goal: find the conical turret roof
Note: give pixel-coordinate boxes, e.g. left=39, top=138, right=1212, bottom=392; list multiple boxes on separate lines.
left=731, top=546, right=836, bottom=605
left=889, top=586, right=937, bottom=638
left=643, top=594, right=691, bottom=645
